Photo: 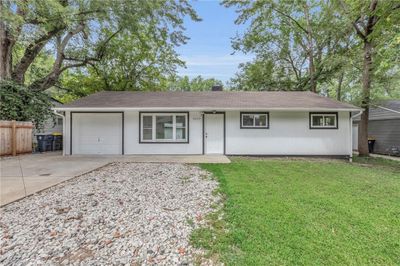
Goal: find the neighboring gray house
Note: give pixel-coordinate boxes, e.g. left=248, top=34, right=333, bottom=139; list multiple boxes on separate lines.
left=353, top=100, right=400, bottom=155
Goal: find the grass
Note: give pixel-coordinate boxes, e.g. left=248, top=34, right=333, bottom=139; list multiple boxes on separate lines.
left=193, top=157, right=400, bottom=265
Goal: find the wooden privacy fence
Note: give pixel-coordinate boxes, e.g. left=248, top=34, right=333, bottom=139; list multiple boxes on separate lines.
left=0, top=120, right=33, bottom=156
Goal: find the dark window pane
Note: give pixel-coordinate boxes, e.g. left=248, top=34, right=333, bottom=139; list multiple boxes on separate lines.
left=156, top=115, right=173, bottom=139
left=143, top=129, right=152, bottom=140
left=143, top=116, right=152, bottom=128
left=312, top=115, right=323, bottom=127
left=242, top=115, right=254, bottom=126
left=176, top=128, right=186, bottom=140
left=176, top=115, right=186, bottom=128
left=255, top=115, right=267, bottom=126
left=325, top=116, right=336, bottom=126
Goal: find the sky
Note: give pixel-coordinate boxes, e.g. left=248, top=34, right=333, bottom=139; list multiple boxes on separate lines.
left=176, top=0, right=253, bottom=83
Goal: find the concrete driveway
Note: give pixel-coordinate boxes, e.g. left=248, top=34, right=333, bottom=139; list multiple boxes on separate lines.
left=0, top=152, right=230, bottom=206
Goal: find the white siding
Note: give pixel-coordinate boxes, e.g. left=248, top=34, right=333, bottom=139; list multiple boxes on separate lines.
left=63, top=110, right=352, bottom=156
left=64, top=111, right=71, bottom=155
left=225, top=111, right=350, bottom=155
left=124, top=111, right=203, bottom=154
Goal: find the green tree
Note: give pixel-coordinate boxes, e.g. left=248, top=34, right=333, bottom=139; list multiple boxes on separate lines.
left=224, top=0, right=351, bottom=92
left=0, top=81, right=54, bottom=128
left=167, top=75, right=223, bottom=91
left=54, top=28, right=187, bottom=102
left=337, top=0, right=400, bottom=156
left=0, top=0, right=199, bottom=91
left=91, top=30, right=184, bottom=91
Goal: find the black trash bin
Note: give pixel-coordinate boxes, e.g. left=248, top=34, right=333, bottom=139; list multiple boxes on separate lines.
left=368, top=139, right=376, bottom=153
left=36, top=134, right=54, bottom=152
left=53, top=135, right=63, bottom=151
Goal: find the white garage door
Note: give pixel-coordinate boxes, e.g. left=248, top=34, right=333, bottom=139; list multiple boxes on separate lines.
left=72, top=113, right=123, bottom=155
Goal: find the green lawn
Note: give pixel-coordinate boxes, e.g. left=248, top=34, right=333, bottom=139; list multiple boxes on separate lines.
left=194, top=157, right=400, bottom=265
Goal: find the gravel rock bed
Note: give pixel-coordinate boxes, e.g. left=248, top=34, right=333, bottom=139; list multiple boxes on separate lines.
left=0, top=163, right=219, bottom=265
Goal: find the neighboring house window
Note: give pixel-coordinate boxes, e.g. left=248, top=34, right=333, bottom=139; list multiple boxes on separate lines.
left=51, top=117, right=63, bottom=129
left=309, top=113, right=338, bottom=129
left=140, top=113, right=188, bottom=143
left=240, top=112, right=269, bottom=128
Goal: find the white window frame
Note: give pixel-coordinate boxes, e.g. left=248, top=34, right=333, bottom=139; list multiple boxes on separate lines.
left=240, top=112, right=269, bottom=129
left=140, top=113, right=188, bottom=143
left=310, top=113, right=338, bottom=129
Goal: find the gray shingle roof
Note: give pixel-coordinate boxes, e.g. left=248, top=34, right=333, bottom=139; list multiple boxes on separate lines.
left=57, top=91, right=360, bottom=110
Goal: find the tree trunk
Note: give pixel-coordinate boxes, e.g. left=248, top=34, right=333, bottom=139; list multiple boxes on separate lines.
left=336, top=72, right=344, bottom=101
left=0, top=1, right=12, bottom=80
left=358, top=40, right=372, bottom=156
left=309, top=54, right=316, bottom=93
left=303, top=3, right=316, bottom=93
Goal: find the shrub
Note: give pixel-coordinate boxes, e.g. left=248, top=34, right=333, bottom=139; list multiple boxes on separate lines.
left=0, top=81, right=55, bottom=129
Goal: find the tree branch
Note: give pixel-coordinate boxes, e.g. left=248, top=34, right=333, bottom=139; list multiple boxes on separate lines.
left=271, top=7, right=309, bottom=35
left=11, top=25, right=66, bottom=83
left=52, top=23, right=86, bottom=73
left=338, top=0, right=367, bottom=40
left=29, top=27, right=121, bottom=91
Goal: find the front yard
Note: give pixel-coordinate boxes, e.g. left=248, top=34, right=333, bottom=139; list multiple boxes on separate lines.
left=195, top=157, right=400, bottom=265
left=1, top=157, right=399, bottom=265
left=0, top=163, right=218, bottom=265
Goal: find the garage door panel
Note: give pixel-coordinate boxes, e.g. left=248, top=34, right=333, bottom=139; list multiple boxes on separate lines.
left=72, top=113, right=123, bottom=155
left=78, top=144, right=121, bottom=154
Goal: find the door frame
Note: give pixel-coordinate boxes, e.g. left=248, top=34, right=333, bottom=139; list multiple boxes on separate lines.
left=70, top=111, right=124, bottom=155
left=202, top=112, right=226, bottom=155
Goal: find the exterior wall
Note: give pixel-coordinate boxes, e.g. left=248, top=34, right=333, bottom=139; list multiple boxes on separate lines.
left=64, top=111, right=71, bottom=155
left=64, top=111, right=203, bottom=155
left=367, top=119, right=400, bottom=155
left=124, top=111, right=203, bottom=154
left=33, top=117, right=63, bottom=145
left=63, top=110, right=352, bottom=156
left=225, top=111, right=351, bottom=156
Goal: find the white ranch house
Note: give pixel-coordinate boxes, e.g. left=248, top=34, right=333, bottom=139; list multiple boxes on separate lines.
left=54, top=91, right=362, bottom=158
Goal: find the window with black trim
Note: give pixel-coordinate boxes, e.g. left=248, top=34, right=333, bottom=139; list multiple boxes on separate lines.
left=310, top=113, right=338, bottom=129
left=140, top=113, right=188, bottom=142
left=240, top=112, right=269, bottom=128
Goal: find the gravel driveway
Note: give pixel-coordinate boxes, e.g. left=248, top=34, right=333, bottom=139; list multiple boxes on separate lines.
left=0, top=163, right=219, bottom=265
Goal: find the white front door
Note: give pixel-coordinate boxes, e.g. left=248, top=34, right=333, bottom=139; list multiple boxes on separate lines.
left=204, top=113, right=224, bottom=154
left=71, top=113, right=123, bottom=155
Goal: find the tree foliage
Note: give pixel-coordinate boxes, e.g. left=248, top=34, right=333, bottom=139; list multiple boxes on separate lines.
left=224, top=0, right=351, bottom=92
left=56, top=74, right=224, bottom=103
left=0, top=0, right=199, bottom=91
left=225, top=0, right=400, bottom=102
left=167, top=75, right=223, bottom=91
left=0, top=81, right=54, bottom=128
left=336, top=0, right=400, bottom=155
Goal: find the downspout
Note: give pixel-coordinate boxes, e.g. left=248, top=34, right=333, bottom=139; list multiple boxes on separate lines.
left=349, top=110, right=363, bottom=162
left=53, top=110, right=66, bottom=156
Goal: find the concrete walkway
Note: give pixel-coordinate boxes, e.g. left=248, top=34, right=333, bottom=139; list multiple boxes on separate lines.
left=0, top=152, right=230, bottom=206
left=370, top=153, right=400, bottom=161
left=353, top=151, right=400, bottom=162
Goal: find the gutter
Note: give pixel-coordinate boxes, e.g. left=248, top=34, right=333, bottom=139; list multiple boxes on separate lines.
left=53, top=107, right=362, bottom=112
